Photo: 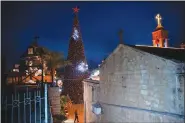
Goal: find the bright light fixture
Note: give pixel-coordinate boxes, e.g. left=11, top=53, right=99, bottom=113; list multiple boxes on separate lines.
left=89, top=69, right=100, bottom=80
left=59, top=88, right=62, bottom=92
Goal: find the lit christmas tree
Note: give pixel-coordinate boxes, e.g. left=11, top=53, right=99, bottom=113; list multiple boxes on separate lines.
left=64, top=6, right=89, bottom=104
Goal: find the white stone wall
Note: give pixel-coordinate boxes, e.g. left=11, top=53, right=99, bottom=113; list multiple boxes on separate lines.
left=99, top=44, right=185, bottom=122
left=100, top=104, right=184, bottom=123
left=83, top=80, right=100, bottom=123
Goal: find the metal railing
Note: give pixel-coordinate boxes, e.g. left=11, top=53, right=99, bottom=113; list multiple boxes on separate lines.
left=2, top=84, right=52, bottom=123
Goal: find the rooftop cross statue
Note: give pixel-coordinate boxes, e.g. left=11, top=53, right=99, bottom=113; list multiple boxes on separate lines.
left=155, top=14, right=162, bottom=27
left=118, top=29, right=124, bottom=44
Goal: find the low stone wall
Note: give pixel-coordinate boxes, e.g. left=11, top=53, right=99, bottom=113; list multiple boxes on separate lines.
left=48, top=87, right=61, bottom=115
left=100, top=103, right=184, bottom=123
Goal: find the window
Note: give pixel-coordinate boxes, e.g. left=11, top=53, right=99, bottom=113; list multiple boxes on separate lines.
left=15, top=64, right=19, bottom=68
left=28, top=48, right=33, bottom=54
left=164, top=39, right=167, bottom=47
left=13, top=69, right=19, bottom=72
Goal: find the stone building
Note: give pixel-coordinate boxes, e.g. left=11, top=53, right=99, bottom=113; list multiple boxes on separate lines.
left=83, top=79, right=100, bottom=123
left=83, top=14, right=185, bottom=122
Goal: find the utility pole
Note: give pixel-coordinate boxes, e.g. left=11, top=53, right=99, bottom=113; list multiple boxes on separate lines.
left=41, top=48, right=48, bottom=123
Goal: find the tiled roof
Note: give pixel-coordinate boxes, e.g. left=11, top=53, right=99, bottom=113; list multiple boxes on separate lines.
left=128, top=45, right=185, bottom=62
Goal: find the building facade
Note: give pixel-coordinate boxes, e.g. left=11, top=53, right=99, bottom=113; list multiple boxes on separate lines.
left=6, top=39, right=52, bottom=85
left=84, top=44, right=185, bottom=122
left=83, top=79, right=100, bottom=123
left=83, top=14, right=185, bottom=122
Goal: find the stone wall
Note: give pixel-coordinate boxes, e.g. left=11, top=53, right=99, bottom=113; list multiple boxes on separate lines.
left=83, top=80, right=100, bottom=123
left=99, top=44, right=184, bottom=122
left=100, top=103, right=184, bottom=122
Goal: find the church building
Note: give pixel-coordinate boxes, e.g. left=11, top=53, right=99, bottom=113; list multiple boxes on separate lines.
left=6, top=38, right=52, bottom=86
left=83, top=14, right=185, bottom=123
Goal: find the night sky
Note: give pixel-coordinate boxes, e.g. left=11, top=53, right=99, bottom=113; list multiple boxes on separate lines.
left=2, top=1, right=185, bottom=70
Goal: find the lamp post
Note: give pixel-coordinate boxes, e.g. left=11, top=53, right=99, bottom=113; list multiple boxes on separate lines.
left=44, top=83, right=48, bottom=123
left=41, top=55, right=48, bottom=123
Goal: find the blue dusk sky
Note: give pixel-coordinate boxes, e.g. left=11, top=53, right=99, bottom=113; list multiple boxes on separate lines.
left=2, top=1, right=185, bottom=70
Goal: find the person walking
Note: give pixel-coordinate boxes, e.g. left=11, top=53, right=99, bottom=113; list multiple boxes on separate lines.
left=74, top=110, right=79, bottom=123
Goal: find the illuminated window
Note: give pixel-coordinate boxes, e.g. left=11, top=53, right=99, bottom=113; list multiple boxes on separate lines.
left=155, top=38, right=159, bottom=47
left=28, top=48, right=33, bottom=54
left=13, top=69, right=19, bottom=72
left=25, top=60, right=28, bottom=65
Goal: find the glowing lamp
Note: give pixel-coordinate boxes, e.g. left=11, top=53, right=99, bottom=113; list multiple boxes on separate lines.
left=59, top=88, right=62, bottom=92
left=92, top=103, right=102, bottom=115
left=57, top=79, right=63, bottom=87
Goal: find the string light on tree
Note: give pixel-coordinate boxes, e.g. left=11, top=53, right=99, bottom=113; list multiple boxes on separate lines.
left=72, top=27, right=79, bottom=40
left=64, top=6, right=89, bottom=104
left=77, top=61, right=88, bottom=72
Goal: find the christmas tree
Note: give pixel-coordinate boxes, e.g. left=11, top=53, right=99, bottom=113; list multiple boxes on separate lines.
left=64, top=6, right=88, bottom=104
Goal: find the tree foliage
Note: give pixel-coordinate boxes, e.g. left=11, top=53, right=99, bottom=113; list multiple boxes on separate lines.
left=60, top=95, right=68, bottom=115
left=41, top=48, right=71, bottom=81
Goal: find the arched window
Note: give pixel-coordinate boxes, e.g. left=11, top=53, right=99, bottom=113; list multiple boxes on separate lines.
left=164, top=39, right=167, bottom=47
left=28, top=48, right=33, bottom=54
left=155, top=38, right=159, bottom=47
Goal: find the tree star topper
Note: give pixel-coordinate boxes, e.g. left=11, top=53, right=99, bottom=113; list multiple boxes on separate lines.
left=155, top=14, right=162, bottom=27
left=72, top=6, right=80, bottom=13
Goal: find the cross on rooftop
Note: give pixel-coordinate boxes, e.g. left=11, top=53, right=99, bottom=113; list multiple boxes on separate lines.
left=155, top=14, right=162, bottom=27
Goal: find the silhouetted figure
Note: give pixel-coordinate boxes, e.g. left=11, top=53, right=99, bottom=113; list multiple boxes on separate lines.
left=74, top=110, right=79, bottom=123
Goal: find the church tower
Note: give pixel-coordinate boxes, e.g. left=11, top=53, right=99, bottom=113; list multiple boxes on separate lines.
left=152, top=14, right=169, bottom=47
left=64, top=7, right=88, bottom=104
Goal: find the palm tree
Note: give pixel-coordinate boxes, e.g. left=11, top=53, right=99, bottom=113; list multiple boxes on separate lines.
left=43, top=49, right=71, bottom=83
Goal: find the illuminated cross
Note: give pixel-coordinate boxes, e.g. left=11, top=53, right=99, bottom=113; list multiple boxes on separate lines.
left=155, top=14, right=162, bottom=27
left=72, top=6, right=80, bottom=13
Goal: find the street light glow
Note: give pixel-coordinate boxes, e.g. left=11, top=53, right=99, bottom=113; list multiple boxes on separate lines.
left=59, top=88, right=62, bottom=92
